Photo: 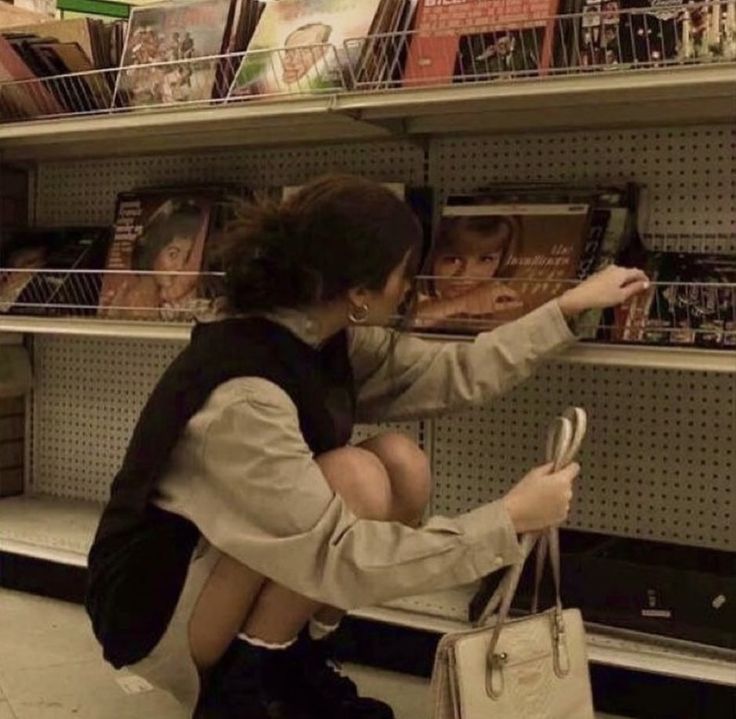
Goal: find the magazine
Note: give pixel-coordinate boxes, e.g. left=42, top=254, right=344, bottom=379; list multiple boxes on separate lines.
left=229, top=0, right=385, bottom=98
left=403, top=0, right=562, bottom=86
left=617, top=251, right=736, bottom=348
left=0, top=227, right=110, bottom=315
left=416, top=198, right=591, bottom=334
left=98, top=191, right=214, bottom=321
left=116, top=0, right=233, bottom=108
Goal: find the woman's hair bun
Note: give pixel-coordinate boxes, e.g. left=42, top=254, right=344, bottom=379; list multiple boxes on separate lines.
left=218, top=195, right=321, bottom=313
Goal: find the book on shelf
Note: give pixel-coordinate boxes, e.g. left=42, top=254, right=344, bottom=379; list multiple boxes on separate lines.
left=98, top=189, right=222, bottom=322
left=228, top=0, right=391, bottom=98
left=0, top=394, right=24, bottom=497
left=614, top=250, right=736, bottom=349
left=0, top=165, right=29, bottom=230
left=115, top=0, right=233, bottom=108
left=0, top=17, right=127, bottom=118
left=0, top=32, right=65, bottom=117
left=0, top=226, right=111, bottom=315
left=415, top=191, right=592, bottom=334
left=403, top=0, right=564, bottom=86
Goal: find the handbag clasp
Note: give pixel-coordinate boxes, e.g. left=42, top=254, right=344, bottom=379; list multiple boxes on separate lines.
left=552, top=610, right=571, bottom=678
left=486, top=651, right=508, bottom=699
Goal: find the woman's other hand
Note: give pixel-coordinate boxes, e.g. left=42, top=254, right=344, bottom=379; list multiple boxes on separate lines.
left=502, top=462, right=580, bottom=533
left=557, top=265, right=650, bottom=318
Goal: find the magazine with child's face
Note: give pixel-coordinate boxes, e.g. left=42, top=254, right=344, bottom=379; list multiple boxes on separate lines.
left=416, top=202, right=590, bottom=334
left=229, top=0, right=384, bottom=97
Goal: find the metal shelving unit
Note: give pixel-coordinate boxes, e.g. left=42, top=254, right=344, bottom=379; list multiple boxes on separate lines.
left=0, top=64, right=734, bottom=161
left=0, top=10, right=734, bottom=693
left=0, top=314, right=734, bottom=371
left=352, top=591, right=736, bottom=688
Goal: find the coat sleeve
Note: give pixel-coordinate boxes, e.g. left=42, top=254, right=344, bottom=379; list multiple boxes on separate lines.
left=348, top=300, right=576, bottom=423
left=155, top=377, right=524, bottom=611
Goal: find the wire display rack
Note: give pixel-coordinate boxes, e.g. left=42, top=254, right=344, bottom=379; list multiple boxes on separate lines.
left=0, top=1, right=734, bottom=123
left=1, top=269, right=734, bottom=349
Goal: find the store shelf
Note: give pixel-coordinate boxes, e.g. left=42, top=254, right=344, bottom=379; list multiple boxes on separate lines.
left=0, top=494, right=102, bottom=567
left=343, top=64, right=736, bottom=136
left=0, top=64, right=733, bottom=161
left=352, top=587, right=736, bottom=688
left=2, top=493, right=733, bottom=685
left=0, top=96, right=385, bottom=162
left=0, top=316, right=193, bottom=341
left=1, top=316, right=733, bottom=370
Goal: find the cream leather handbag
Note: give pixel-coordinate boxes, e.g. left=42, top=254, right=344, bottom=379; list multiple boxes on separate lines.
left=430, top=408, right=595, bottom=719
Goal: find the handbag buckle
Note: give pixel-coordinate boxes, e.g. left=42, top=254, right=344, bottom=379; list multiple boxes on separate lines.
left=486, top=652, right=508, bottom=699
left=551, top=611, right=571, bottom=678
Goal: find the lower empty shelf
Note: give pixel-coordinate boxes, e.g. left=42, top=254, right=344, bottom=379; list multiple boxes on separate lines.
left=0, top=493, right=733, bottom=686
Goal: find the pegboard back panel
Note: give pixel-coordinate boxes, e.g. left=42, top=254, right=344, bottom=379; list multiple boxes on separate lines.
left=29, top=335, right=422, bottom=502
left=429, top=124, right=736, bottom=254
left=430, top=363, right=734, bottom=551
left=35, top=139, right=426, bottom=226
left=31, top=336, right=183, bottom=501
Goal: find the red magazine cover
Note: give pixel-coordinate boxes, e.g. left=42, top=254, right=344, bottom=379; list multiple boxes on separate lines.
left=403, top=0, right=561, bottom=86
left=98, top=191, right=213, bottom=321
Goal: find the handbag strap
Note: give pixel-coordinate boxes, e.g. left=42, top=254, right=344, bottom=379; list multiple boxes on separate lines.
left=531, top=407, right=587, bottom=614
left=478, top=408, right=587, bottom=658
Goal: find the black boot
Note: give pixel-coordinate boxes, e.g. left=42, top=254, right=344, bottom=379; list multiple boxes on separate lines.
left=193, top=639, right=279, bottom=719
left=264, top=630, right=395, bottom=719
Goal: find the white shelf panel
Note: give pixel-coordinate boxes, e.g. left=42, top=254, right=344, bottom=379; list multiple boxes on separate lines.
left=351, top=587, right=736, bottom=688
left=0, top=494, right=102, bottom=567
left=1, top=493, right=733, bottom=686
left=1, top=317, right=733, bottom=371
left=0, top=317, right=193, bottom=341
left=418, top=333, right=736, bottom=373
left=0, top=65, right=733, bottom=161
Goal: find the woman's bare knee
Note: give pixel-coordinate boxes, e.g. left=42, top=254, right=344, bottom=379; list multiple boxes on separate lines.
left=359, top=432, right=431, bottom=524
left=317, top=446, right=393, bottom=520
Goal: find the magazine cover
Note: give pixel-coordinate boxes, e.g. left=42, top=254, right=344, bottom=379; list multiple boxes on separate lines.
left=403, top=0, right=561, bottom=86
left=98, top=192, right=213, bottom=321
left=0, top=228, right=110, bottom=315
left=116, top=0, right=233, bottom=108
left=415, top=200, right=590, bottom=333
left=678, top=0, right=736, bottom=62
left=229, top=0, right=384, bottom=98
left=578, top=0, right=624, bottom=67
left=618, top=251, right=736, bottom=348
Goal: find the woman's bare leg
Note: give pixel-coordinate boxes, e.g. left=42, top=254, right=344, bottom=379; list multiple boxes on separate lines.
left=314, top=432, right=431, bottom=628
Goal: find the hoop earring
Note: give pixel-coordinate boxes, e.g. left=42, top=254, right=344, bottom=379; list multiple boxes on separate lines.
left=348, top=302, right=370, bottom=324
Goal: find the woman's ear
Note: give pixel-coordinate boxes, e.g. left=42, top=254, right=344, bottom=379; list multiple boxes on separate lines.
left=347, top=286, right=371, bottom=309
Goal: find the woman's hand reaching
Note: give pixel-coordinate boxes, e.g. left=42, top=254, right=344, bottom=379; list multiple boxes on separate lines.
left=557, top=265, right=650, bottom=318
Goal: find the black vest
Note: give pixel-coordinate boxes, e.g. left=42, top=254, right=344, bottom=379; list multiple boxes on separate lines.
left=85, top=317, right=356, bottom=668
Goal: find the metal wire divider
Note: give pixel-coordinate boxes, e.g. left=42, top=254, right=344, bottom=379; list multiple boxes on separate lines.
left=0, top=42, right=345, bottom=123
left=1, top=269, right=734, bottom=349
left=0, top=1, right=734, bottom=123
left=347, top=0, right=736, bottom=89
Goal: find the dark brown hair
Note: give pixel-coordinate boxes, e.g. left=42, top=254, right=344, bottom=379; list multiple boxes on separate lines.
left=218, top=174, right=423, bottom=314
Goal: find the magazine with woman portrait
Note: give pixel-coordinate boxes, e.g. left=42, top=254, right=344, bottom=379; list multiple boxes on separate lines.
left=415, top=200, right=592, bottom=334
left=229, top=0, right=385, bottom=97
left=98, top=192, right=215, bottom=322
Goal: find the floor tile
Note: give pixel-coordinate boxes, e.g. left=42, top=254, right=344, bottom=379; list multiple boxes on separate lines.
left=345, top=662, right=431, bottom=719
left=0, top=591, right=99, bottom=673
left=2, top=662, right=184, bottom=719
